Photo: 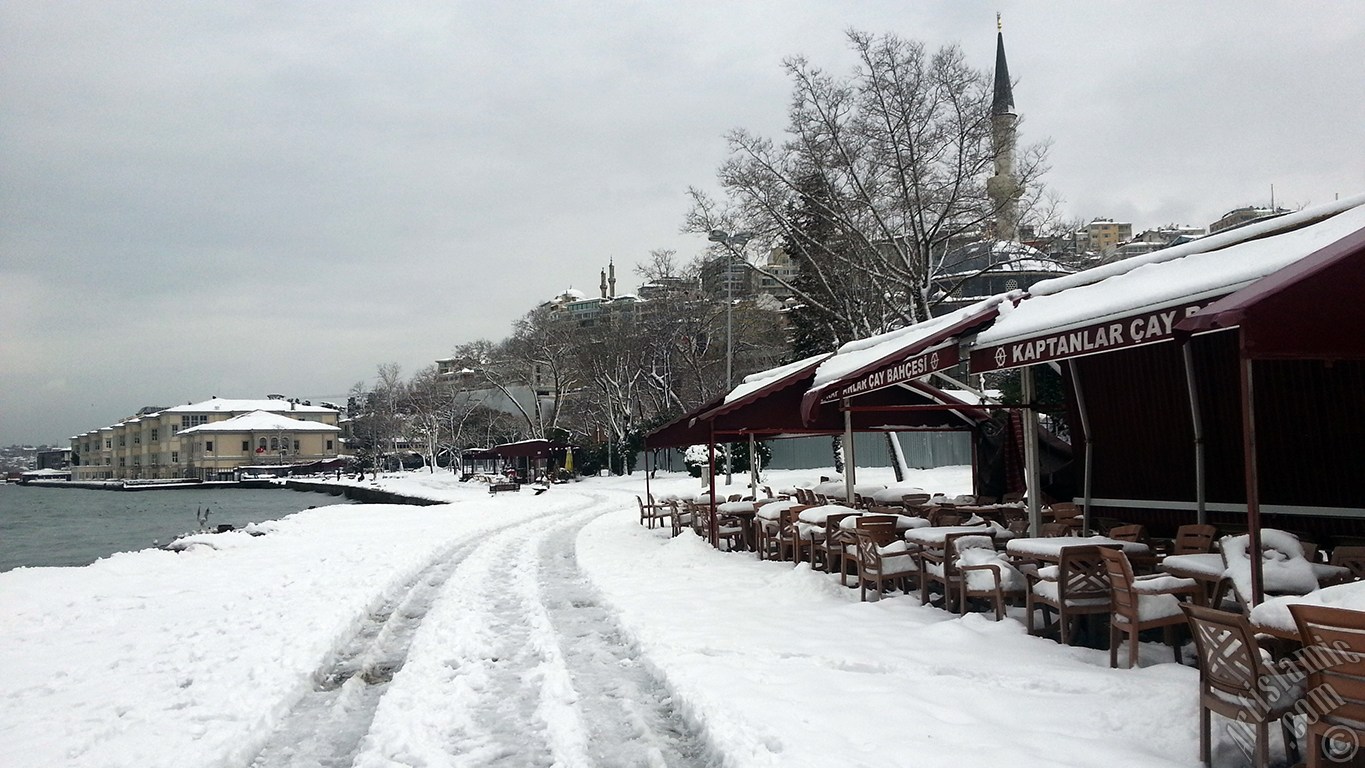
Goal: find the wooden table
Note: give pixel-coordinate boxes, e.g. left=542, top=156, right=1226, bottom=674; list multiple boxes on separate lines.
left=1248, top=581, right=1365, bottom=643
left=1005, top=536, right=1149, bottom=564
left=839, top=513, right=931, bottom=533
left=905, top=525, right=995, bottom=547
left=1162, top=553, right=1352, bottom=607
left=717, top=501, right=758, bottom=551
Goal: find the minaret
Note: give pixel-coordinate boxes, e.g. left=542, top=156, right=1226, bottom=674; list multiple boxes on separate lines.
left=987, top=13, right=1023, bottom=242
left=608, top=260, right=617, bottom=298
left=599, top=268, right=608, bottom=299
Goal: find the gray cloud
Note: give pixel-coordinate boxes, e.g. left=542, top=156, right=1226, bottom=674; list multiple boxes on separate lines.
left=3, top=0, right=1363, bottom=444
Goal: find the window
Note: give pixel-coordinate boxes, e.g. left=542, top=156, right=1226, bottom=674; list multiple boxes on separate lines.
left=242, top=441, right=250, bottom=452
left=326, top=440, right=334, bottom=451
left=105, top=439, right=111, bottom=449
left=293, top=440, right=300, bottom=452
left=205, top=441, right=214, bottom=452
left=258, top=438, right=267, bottom=451
left=171, top=451, right=179, bottom=464
left=119, top=436, right=126, bottom=447
left=133, top=434, right=140, bottom=444
left=270, top=437, right=279, bottom=451
left=151, top=429, right=159, bottom=442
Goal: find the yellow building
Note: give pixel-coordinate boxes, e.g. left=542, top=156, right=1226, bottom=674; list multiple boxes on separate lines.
left=70, top=396, right=341, bottom=481
left=176, top=410, right=342, bottom=480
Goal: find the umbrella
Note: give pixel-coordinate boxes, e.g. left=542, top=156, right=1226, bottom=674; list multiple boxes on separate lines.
left=564, top=447, right=573, bottom=474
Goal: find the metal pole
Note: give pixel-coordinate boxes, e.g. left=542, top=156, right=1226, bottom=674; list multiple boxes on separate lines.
left=1067, top=361, right=1095, bottom=535
left=748, top=433, right=758, bottom=500
left=644, top=440, right=652, bottom=506
left=1181, top=343, right=1207, bottom=526
left=1021, top=365, right=1043, bottom=537
left=708, top=423, right=718, bottom=549
left=1239, top=351, right=1265, bottom=606
left=843, top=399, right=857, bottom=506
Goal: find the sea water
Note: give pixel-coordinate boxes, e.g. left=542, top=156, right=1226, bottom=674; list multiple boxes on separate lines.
left=0, top=483, right=355, bottom=571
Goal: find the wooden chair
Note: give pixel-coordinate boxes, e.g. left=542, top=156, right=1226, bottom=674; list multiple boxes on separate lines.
left=636, top=494, right=670, bottom=529
left=753, top=509, right=782, bottom=560
left=1099, top=547, right=1199, bottom=669
left=919, top=531, right=998, bottom=614
left=779, top=508, right=811, bottom=563
left=1289, top=604, right=1365, bottom=768
left=1329, top=545, right=1365, bottom=581
left=902, top=493, right=931, bottom=509
left=852, top=529, right=919, bottom=602
left=1039, top=522, right=1071, bottom=538
left=667, top=501, right=692, bottom=538
left=1183, top=604, right=1302, bottom=768
left=1172, top=524, right=1218, bottom=555
left=1026, top=545, right=1116, bottom=645
left=954, top=533, right=1022, bottom=620
left=810, top=512, right=858, bottom=575
left=1106, top=524, right=1156, bottom=574
left=686, top=501, right=706, bottom=537
left=697, top=504, right=745, bottom=551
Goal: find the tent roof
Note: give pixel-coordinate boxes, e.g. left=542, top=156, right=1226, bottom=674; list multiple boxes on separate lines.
left=969, top=196, right=1365, bottom=372
left=1177, top=223, right=1365, bottom=360
left=488, top=439, right=570, bottom=458
left=644, top=395, right=726, bottom=448
left=802, top=297, right=1004, bottom=423
left=177, top=410, right=341, bottom=435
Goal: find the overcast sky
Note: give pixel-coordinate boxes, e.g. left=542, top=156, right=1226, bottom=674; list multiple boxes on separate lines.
left=2, top=1, right=1362, bottom=446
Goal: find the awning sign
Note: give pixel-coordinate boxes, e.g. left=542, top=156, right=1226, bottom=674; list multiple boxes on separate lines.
left=969, top=300, right=1215, bottom=372
left=820, top=343, right=959, bottom=403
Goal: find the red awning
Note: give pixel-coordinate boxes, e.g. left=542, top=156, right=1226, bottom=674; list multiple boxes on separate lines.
left=489, top=439, right=570, bottom=458
left=644, top=394, right=726, bottom=448
left=801, top=301, right=1002, bottom=424
left=1177, top=224, right=1365, bottom=360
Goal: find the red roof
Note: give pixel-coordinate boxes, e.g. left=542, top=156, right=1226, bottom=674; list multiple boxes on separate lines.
left=1178, top=224, right=1365, bottom=360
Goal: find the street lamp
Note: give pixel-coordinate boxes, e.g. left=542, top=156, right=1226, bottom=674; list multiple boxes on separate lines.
left=706, top=229, right=751, bottom=389
left=706, top=229, right=751, bottom=487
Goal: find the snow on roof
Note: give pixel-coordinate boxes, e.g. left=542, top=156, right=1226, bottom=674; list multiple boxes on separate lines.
left=811, top=296, right=1011, bottom=391
left=164, top=398, right=338, bottom=414
left=722, top=353, right=830, bottom=405
left=1029, top=193, right=1365, bottom=298
left=975, top=196, right=1365, bottom=348
left=176, top=411, right=341, bottom=435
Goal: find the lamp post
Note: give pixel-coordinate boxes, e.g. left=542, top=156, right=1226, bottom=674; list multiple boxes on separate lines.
left=706, top=229, right=751, bottom=389
left=706, top=229, right=750, bottom=485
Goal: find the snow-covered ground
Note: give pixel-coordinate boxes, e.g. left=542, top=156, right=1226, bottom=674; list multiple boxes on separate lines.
left=1, top=467, right=1257, bottom=767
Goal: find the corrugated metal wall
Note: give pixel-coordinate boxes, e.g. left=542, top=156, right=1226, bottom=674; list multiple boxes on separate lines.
left=765, top=431, right=972, bottom=470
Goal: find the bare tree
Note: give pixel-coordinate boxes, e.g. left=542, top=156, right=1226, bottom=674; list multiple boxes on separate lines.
left=688, top=29, right=1050, bottom=339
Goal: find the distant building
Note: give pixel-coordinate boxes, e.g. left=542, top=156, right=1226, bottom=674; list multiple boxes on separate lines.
left=1208, top=205, right=1291, bottom=234
left=1078, top=219, right=1134, bottom=259
left=544, top=263, right=642, bottom=328
left=699, top=254, right=754, bottom=302
left=751, top=247, right=800, bottom=301
left=69, top=396, right=341, bottom=481
left=35, top=448, right=71, bottom=470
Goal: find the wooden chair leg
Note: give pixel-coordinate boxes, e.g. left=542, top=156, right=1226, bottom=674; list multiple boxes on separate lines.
left=1199, top=706, right=1211, bottom=765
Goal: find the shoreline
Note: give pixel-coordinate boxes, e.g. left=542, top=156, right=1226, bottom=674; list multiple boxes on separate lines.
left=15, top=478, right=442, bottom=506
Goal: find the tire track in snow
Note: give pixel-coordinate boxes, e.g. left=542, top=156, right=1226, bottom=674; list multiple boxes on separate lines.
left=529, top=499, right=717, bottom=768
left=252, top=489, right=715, bottom=767
left=247, top=517, right=548, bottom=768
